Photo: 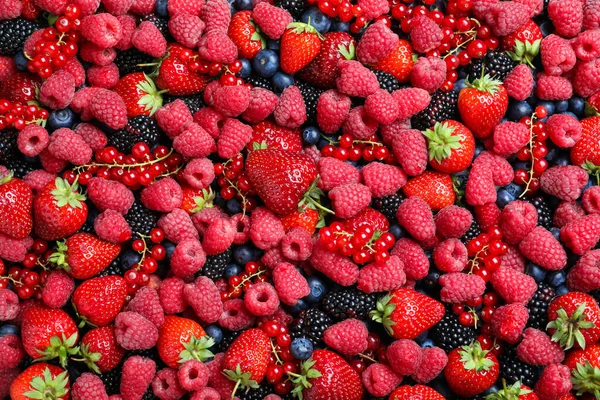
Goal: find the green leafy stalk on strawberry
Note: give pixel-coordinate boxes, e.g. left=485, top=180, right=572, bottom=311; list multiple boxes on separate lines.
left=485, top=380, right=533, bottom=400
left=582, top=160, right=600, bottom=186
left=287, top=358, right=323, bottom=400
left=190, top=188, right=215, bottom=213
left=507, top=39, right=540, bottom=68
left=178, top=335, right=215, bottom=364
left=424, top=122, right=463, bottom=163
left=370, top=294, right=397, bottom=336
left=571, top=361, right=600, bottom=398
left=135, top=73, right=167, bottom=116
left=459, top=342, right=496, bottom=372
left=36, top=333, right=80, bottom=368
left=73, top=343, right=103, bottom=374
left=23, top=367, right=69, bottom=400
left=548, top=303, right=595, bottom=350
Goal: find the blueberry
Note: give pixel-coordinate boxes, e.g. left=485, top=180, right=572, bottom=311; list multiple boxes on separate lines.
left=547, top=270, right=567, bottom=287
left=474, top=144, right=485, bottom=158
left=121, top=248, right=142, bottom=271
left=302, top=126, right=320, bottom=145
left=252, top=50, right=279, bottom=78
left=266, top=39, right=280, bottom=51
left=214, top=192, right=227, bottom=209
left=526, top=263, right=547, bottom=283
left=423, top=270, right=442, bottom=293
left=555, top=285, right=570, bottom=296
left=419, top=338, right=435, bottom=348
left=301, top=8, right=331, bottom=34
left=306, top=275, right=327, bottom=303
left=414, top=331, right=429, bottom=345
left=453, top=79, right=467, bottom=93
left=563, top=111, right=578, bottom=119
left=235, top=0, right=253, bottom=10
left=496, top=189, right=516, bottom=208
left=272, top=72, right=295, bottom=92
left=527, top=95, right=538, bottom=107
left=507, top=100, right=533, bottom=121
left=225, top=263, right=243, bottom=278
left=14, top=51, right=28, bottom=71
left=550, top=227, right=561, bottom=241
left=537, top=100, right=555, bottom=115
left=287, top=298, right=309, bottom=315
left=163, top=241, right=176, bottom=262
left=47, top=108, right=76, bottom=132
left=555, top=100, right=568, bottom=114
left=155, top=0, right=168, bottom=16
left=0, top=324, right=19, bottom=337
left=205, top=324, right=223, bottom=344
left=330, top=20, right=349, bottom=32
left=238, top=59, right=252, bottom=79
left=226, top=198, right=242, bottom=214
left=290, top=337, right=314, bottom=360
left=569, top=96, right=586, bottom=117
left=234, top=245, right=254, bottom=265
left=388, top=224, right=404, bottom=240
left=552, top=154, right=570, bottom=167
left=539, top=20, right=554, bottom=37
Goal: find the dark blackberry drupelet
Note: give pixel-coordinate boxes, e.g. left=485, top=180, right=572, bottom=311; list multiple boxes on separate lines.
left=529, top=196, right=553, bottom=229
left=3, top=156, right=35, bottom=179
left=99, top=258, right=122, bottom=277
left=527, top=283, right=556, bottom=330
left=290, top=308, right=333, bottom=345
left=322, top=288, right=378, bottom=321
left=109, top=115, right=160, bottom=154
left=499, top=345, right=539, bottom=387
left=297, top=81, right=324, bottom=125
left=0, top=129, right=19, bottom=164
left=429, top=309, right=477, bottom=351
left=460, top=220, right=481, bottom=245
left=217, top=329, right=242, bottom=352
left=276, top=0, right=306, bottom=18
left=142, top=14, right=170, bottom=38
left=114, top=49, right=157, bottom=76
left=0, top=19, right=41, bottom=56
left=373, top=70, right=402, bottom=93
left=100, top=367, right=122, bottom=396
left=164, top=94, right=205, bottom=115
left=246, top=75, right=276, bottom=92
left=201, top=248, right=233, bottom=280
left=412, top=90, right=459, bottom=130
left=373, top=194, right=403, bottom=222
left=124, top=202, right=158, bottom=236
left=466, top=50, right=515, bottom=82
left=239, top=384, right=272, bottom=400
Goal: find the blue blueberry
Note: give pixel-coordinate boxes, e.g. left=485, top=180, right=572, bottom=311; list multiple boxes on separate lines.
left=414, top=331, right=429, bottom=345
left=238, top=59, right=252, bottom=79
left=0, top=324, right=19, bottom=337
left=301, top=8, right=331, bottom=34
left=507, top=100, right=533, bottom=121
left=267, top=39, right=280, bottom=51
left=120, top=248, right=142, bottom=271
left=423, top=270, right=442, bottom=294
left=496, top=189, right=516, bottom=208
left=569, top=96, right=586, bottom=117
left=225, top=263, right=243, bottom=278
left=163, top=241, right=176, bottom=262
left=272, top=72, right=295, bottom=92
left=547, top=270, right=567, bottom=288
left=526, top=263, right=547, bottom=283
left=550, top=227, right=561, bottom=241
left=453, top=79, right=467, bottom=93
left=513, top=159, right=530, bottom=170
left=47, top=108, right=76, bottom=132
left=555, top=285, right=570, bottom=296
left=226, top=198, right=242, bottom=214
left=14, top=52, right=28, bottom=71
left=537, top=100, right=555, bottom=116
left=419, top=338, right=435, bottom=348
left=252, top=50, right=279, bottom=78
left=539, top=20, right=554, bottom=37
left=205, top=324, right=223, bottom=344
left=290, top=337, right=313, bottom=360
left=234, top=246, right=255, bottom=265
left=388, top=224, right=404, bottom=240
left=555, top=100, right=568, bottom=114
left=306, top=275, right=327, bottom=303
left=330, top=20, right=349, bottom=32
left=236, top=0, right=254, bottom=10
left=474, top=144, right=485, bottom=158
left=287, top=298, right=309, bottom=315
left=302, top=126, right=321, bottom=145
left=155, top=0, right=168, bottom=16
left=563, top=111, right=578, bottom=119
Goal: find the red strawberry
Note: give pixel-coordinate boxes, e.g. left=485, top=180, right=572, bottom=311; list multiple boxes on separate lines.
left=297, top=31, right=356, bottom=89
left=424, top=120, right=475, bottom=174
left=281, top=206, right=320, bottom=234
left=280, top=22, right=322, bottom=74
left=223, top=328, right=271, bottom=394
left=155, top=45, right=211, bottom=96
left=79, top=326, right=125, bottom=373
left=0, top=171, right=32, bottom=239
left=0, top=72, right=41, bottom=103
left=247, top=120, right=303, bottom=152
left=502, top=19, right=542, bottom=67
left=21, top=303, right=79, bottom=367
left=371, top=288, right=444, bottom=339
left=389, top=385, right=445, bottom=399
left=403, top=170, right=456, bottom=211
left=73, top=275, right=127, bottom=327
left=228, top=11, right=265, bottom=59
left=113, top=72, right=166, bottom=117
left=373, top=39, right=414, bottom=83
left=564, top=343, right=600, bottom=397
left=458, top=74, right=508, bottom=139
left=289, top=349, right=363, bottom=400
left=33, top=177, right=88, bottom=241
left=246, top=148, right=319, bottom=215
left=49, top=233, right=121, bottom=280
left=181, top=186, right=214, bottom=214
left=444, top=342, right=500, bottom=397
left=572, top=117, right=600, bottom=181
left=157, top=315, right=211, bottom=369
left=547, top=292, right=600, bottom=349
left=10, top=363, right=69, bottom=400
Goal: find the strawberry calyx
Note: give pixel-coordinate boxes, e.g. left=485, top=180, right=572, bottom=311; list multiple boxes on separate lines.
left=299, top=177, right=334, bottom=217
left=582, top=160, right=600, bottom=186
left=72, top=343, right=102, bottom=374
left=571, top=361, right=600, bottom=398
left=23, top=367, right=69, bottom=400
left=136, top=73, right=167, bottom=116
left=48, top=240, right=71, bottom=273
left=249, top=20, right=267, bottom=50
left=50, top=177, right=86, bottom=209
left=458, top=341, right=495, bottom=372
left=337, top=41, right=355, bottom=60
left=485, top=380, right=532, bottom=400
left=0, top=170, right=13, bottom=185
left=178, top=334, right=215, bottom=364
left=370, top=294, right=397, bottom=336
left=190, top=188, right=215, bottom=213
left=465, top=72, right=502, bottom=95
left=287, top=357, right=322, bottom=400
left=548, top=303, right=595, bottom=349
left=36, top=333, right=79, bottom=368
left=286, top=21, right=324, bottom=40
left=506, top=39, right=540, bottom=68
left=423, top=121, right=462, bottom=163
left=223, top=363, right=260, bottom=395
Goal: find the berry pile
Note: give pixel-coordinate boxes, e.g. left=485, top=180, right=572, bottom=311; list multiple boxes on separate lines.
left=2, top=0, right=600, bottom=397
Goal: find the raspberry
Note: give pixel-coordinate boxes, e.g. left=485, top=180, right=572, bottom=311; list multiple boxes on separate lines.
left=173, top=122, right=216, bottom=158
left=132, top=21, right=167, bottom=57
left=87, top=63, right=120, bottom=88
left=396, top=196, right=436, bottom=242
left=412, top=347, right=447, bottom=384
left=465, top=164, right=496, bottom=207
left=574, top=58, right=600, bottom=97
left=41, top=270, right=74, bottom=309
left=159, top=277, right=188, bottom=314
left=336, top=60, right=380, bottom=98
left=71, top=87, right=102, bottom=121
left=88, top=177, right=134, bottom=214
left=47, top=128, right=93, bottom=166
left=387, top=339, right=422, bottom=376
left=549, top=0, right=583, bottom=38
left=361, top=162, right=406, bottom=198
left=202, top=218, right=235, bottom=255
left=560, top=213, right=600, bottom=254
left=357, top=22, right=399, bottom=64
left=393, top=88, right=431, bottom=120
left=357, top=0, right=389, bottom=19
left=23, top=170, right=55, bottom=193
left=410, top=56, right=446, bottom=93
left=212, top=84, right=251, bottom=118
left=567, top=249, right=600, bottom=292
left=0, top=288, right=19, bottom=321
left=362, top=363, right=403, bottom=398
left=167, top=0, right=202, bottom=15
left=315, top=90, right=352, bottom=134
left=217, top=118, right=252, bottom=159
left=272, top=262, right=310, bottom=305
left=81, top=13, right=122, bottom=48
left=392, top=129, right=428, bottom=176
left=116, top=15, right=136, bottom=47
left=79, top=42, right=117, bottom=66
left=0, top=334, right=23, bottom=372
left=0, top=369, right=19, bottom=399
left=141, top=178, right=183, bottom=212
left=491, top=266, right=537, bottom=304
left=546, top=113, right=582, bottom=148
left=230, top=213, right=251, bottom=245
left=89, top=89, right=128, bottom=129
left=280, top=228, right=312, bottom=261
left=75, top=0, right=101, bottom=17
left=535, top=364, right=572, bottom=400
left=241, top=87, right=278, bottom=124
left=309, top=240, right=360, bottom=286
left=158, top=208, right=199, bottom=244
left=439, top=272, right=486, bottom=303
left=515, top=0, right=543, bottom=14
left=219, top=299, right=256, bottom=331
left=0, top=56, right=16, bottom=81
left=583, top=186, right=600, bottom=214
left=471, top=0, right=498, bottom=19
left=166, top=13, right=204, bottom=48
left=432, top=239, right=468, bottom=273
left=262, top=247, right=286, bottom=269
left=72, top=373, right=108, bottom=400
left=0, top=234, right=33, bottom=262
left=156, top=100, right=193, bottom=139
left=248, top=207, right=284, bottom=250
left=434, top=205, right=473, bottom=238
left=328, top=183, right=372, bottom=219
left=493, top=121, right=531, bottom=156
left=192, top=207, right=227, bottom=236
left=152, top=368, right=186, bottom=400
left=584, top=0, right=600, bottom=30
left=342, top=106, right=379, bottom=140
left=127, top=287, right=164, bottom=328
left=499, top=200, right=538, bottom=245
left=274, top=85, right=307, bottom=129
left=114, top=312, right=159, bottom=350
left=17, top=125, right=49, bottom=157
left=499, top=243, right=525, bottom=271
left=503, top=64, right=533, bottom=101
left=540, top=165, right=589, bottom=201
left=323, top=319, right=368, bottom=355
left=170, top=239, right=206, bottom=278
left=194, top=108, right=225, bottom=139
left=202, top=0, right=231, bottom=33
left=252, top=2, right=293, bottom=39
left=197, top=30, right=238, bottom=64
left=121, top=356, right=156, bottom=400
left=364, top=89, right=399, bottom=125
left=409, top=15, right=443, bottom=54
left=178, top=360, right=209, bottom=393
left=541, top=34, right=577, bottom=76
left=554, top=201, right=585, bottom=228
left=39, top=70, right=75, bottom=110
left=517, top=328, right=565, bottom=365
left=390, top=238, right=429, bottom=279
left=358, top=255, right=406, bottom=293
left=491, top=303, right=529, bottom=344
left=535, top=73, right=573, bottom=100
left=573, top=31, right=600, bottom=63
left=102, top=0, right=133, bottom=15
left=184, top=277, right=223, bottom=323
left=94, top=210, right=132, bottom=243
left=0, top=0, right=22, bottom=19
left=485, top=1, right=530, bottom=36
left=181, top=159, right=214, bottom=190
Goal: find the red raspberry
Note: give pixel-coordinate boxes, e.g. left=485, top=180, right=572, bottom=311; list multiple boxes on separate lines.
left=328, top=183, right=372, bottom=219
left=546, top=113, right=582, bottom=148
left=23, top=169, right=55, bottom=193
left=342, top=106, right=379, bottom=139
left=158, top=208, right=199, bottom=244
left=336, top=60, right=380, bottom=98
left=250, top=207, right=285, bottom=250
left=272, top=262, right=309, bottom=305
left=572, top=30, right=600, bottom=61
left=205, top=353, right=237, bottom=399
left=212, top=84, right=251, bottom=117
left=79, top=42, right=117, bottom=66
left=47, top=128, right=93, bottom=165
left=0, top=288, right=19, bottom=320
left=0, top=334, right=24, bottom=371
left=584, top=0, right=600, bottom=30
left=396, top=196, right=436, bottom=242
left=554, top=201, right=585, bottom=228
left=466, top=163, right=496, bottom=206
left=566, top=249, right=600, bottom=292
left=184, top=277, right=223, bottom=323
left=0, top=56, right=16, bottom=81
left=194, top=108, right=226, bottom=139
left=167, top=0, right=202, bottom=15
left=173, top=122, right=216, bottom=158
left=583, top=185, right=600, bottom=214
left=517, top=328, right=565, bottom=365
left=81, top=13, right=123, bottom=48
left=491, top=266, right=537, bottom=304
left=392, top=129, right=428, bottom=176
left=477, top=151, right=515, bottom=186
left=561, top=213, right=600, bottom=254
left=280, top=228, right=312, bottom=261
left=127, top=287, right=164, bottom=328
left=535, top=364, right=572, bottom=399
left=499, top=200, right=538, bottom=245
left=89, top=89, right=128, bottom=129
left=251, top=2, right=293, bottom=40
left=141, top=178, right=183, bottom=212
left=132, top=21, right=167, bottom=57
left=491, top=303, right=529, bottom=344
left=387, top=339, right=422, bottom=376
left=17, top=125, right=49, bottom=157
left=39, top=150, right=67, bottom=174
left=362, top=162, right=406, bottom=198
left=202, top=0, right=231, bottom=33
left=358, top=255, right=406, bottom=293
left=178, top=360, right=209, bottom=392
left=500, top=246, right=525, bottom=273
left=167, top=13, right=205, bottom=48
left=365, top=89, right=400, bottom=124
left=439, top=272, right=486, bottom=303
left=434, top=205, right=473, bottom=239
left=115, top=15, right=136, bottom=50
left=536, top=73, right=573, bottom=100
left=274, top=85, right=307, bottom=129
left=515, top=0, right=543, bottom=15
left=410, top=15, right=443, bottom=54
left=357, top=0, right=389, bottom=19
left=217, top=118, right=252, bottom=159
left=170, top=239, right=206, bottom=278
left=362, top=363, right=403, bottom=398
left=198, top=30, right=238, bottom=64
left=541, top=34, right=576, bottom=76
left=549, top=0, right=583, bottom=38
left=503, top=64, right=533, bottom=101
left=231, top=214, right=251, bottom=245
left=493, top=121, right=531, bottom=156
left=309, top=240, right=360, bottom=286
left=261, top=247, right=287, bottom=269
left=71, top=87, right=102, bottom=121
left=540, top=165, right=589, bottom=201
left=433, top=239, right=468, bottom=273
left=87, top=177, right=134, bottom=214
left=182, top=158, right=215, bottom=190
left=393, top=88, right=431, bottom=120
left=190, top=387, right=220, bottom=399
left=103, top=0, right=134, bottom=15
left=192, top=207, right=227, bottom=236
left=152, top=368, right=186, bottom=400
left=86, top=63, right=119, bottom=88
left=323, top=319, right=369, bottom=355
left=412, top=347, right=447, bottom=384
left=202, top=218, right=235, bottom=255
left=94, top=210, right=131, bottom=243
left=486, top=2, right=530, bottom=36
left=241, top=87, right=278, bottom=124
left=472, top=0, right=498, bottom=19
left=219, top=299, right=256, bottom=331
left=41, top=270, right=74, bottom=309
left=317, top=157, right=361, bottom=191
left=156, top=100, right=193, bottom=139
left=574, top=58, right=600, bottom=97
left=357, top=22, right=399, bottom=64
left=114, top=312, right=159, bottom=350
left=75, top=0, right=101, bottom=17
left=410, top=56, right=446, bottom=93
left=0, top=0, right=22, bottom=19
left=159, top=277, right=188, bottom=314
left=72, top=373, right=109, bottom=400
left=475, top=202, right=501, bottom=232
left=121, top=356, right=156, bottom=400
left=39, top=70, right=75, bottom=110
left=390, top=238, right=429, bottom=279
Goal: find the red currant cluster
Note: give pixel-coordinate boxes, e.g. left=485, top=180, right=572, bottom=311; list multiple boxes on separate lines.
left=513, top=106, right=549, bottom=196
left=321, top=134, right=394, bottom=164
left=219, top=60, right=247, bottom=86
left=123, top=228, right=167, bottom=299
left=0, top=99, right=48, bottom=131
left=0, top=239, right=51, bottom=299
left=319, top=222, right=396, bottom=265
left=347, top=332, right=384, bottom=374
left=26, top=4, right=82, bottom=79
left=68, top=144, right=183, bottom=188
left=258, top=320, right=298, bottom=396
left=218, top=261, right=269, bottom=301
left=214, top=154, right=258, bottom=213
left=175, top=47, right=223, bottom=76
left=467, top=226, right=509, bottom=282
left=306, top=0, right=386, bottom=33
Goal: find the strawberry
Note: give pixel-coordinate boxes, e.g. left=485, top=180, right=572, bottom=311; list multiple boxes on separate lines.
left=371, top=288, right=444, bottom=339
left=486, top=381, right=538, bottom=400
left=247, top=120, right=303, bottom=152
left=547, top=292, right=600, bottom=350
left=458, top=74, right=508, bottom=139
left=79, top=326, right=125, bottom=373
left=342, top=207, right=389, bottom=234
left=228, top=11, right=265, bottom=59
left=564, top=344, right=600, bottom=397
left=444, top=342, right=499, bottom=397
left=0, top=72, right=41, bottom=103
left=572, top=117, right=600, bottom=182
left=246, top=148, right=319, bottom=215
left=21, top=303, right=79, bottom=367
left=289, top=349, right=363, bottom=400
left=49, top=233, right=121, bottom=280
left=424, top=120, right=475, bottom=174
left=181, top=186, right=214, bottom=214
left=223, top=328, right=271, bottom=393
left=157, top=315, right=212, bottom=369
left=33, top=177, right=88, bottom=241
left=297, top=31, right=356, bottom=89
left=373, top=39, right=414, bottom=83
left=155, top=45, right=211, bottom=96
left=280, top=22, right=322, bottom=75
left=72, top=275, right=127, bottom=327
left=389, top=384, right=446, bottom=400
left=403, top=170, right=456, bottom=211
left=113, top=72, right=166, bottom=118
left=0, top=171, right=32, bottom=239
left=502, top=19, right=543, bottom=67
left=281, top=207, right=320, bottom=234
left=10, top=363, right=69, bottom=400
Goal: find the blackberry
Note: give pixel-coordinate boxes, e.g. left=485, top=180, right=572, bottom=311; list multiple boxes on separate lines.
left=142, top=14, right=170, bottom=38
left=527, top=283, right=556, bottom=330
left=466, top=50, right=515, bottom=82
left=246, top=75, right=275, bottom=92
left=109, top=116, right=161, bottom=154
left=529, top=197, right=553, bottom=229
left=217, top=329, right=242, bottom=352
left=460, top=220, right=481, bottom=245
left=0, top=19, right=41, bottom=56
left=373, top=70, right=402, bottom=93
left=412, top=90, right=459, bottom=130
left=3, top=156, right=35, bottom=179
left=373, top=193, right=403, bottom=222
left=297, top=81, right=324, bottom=125
left=275, top=0, right=306, bottom=18
left=290, top=308, right=333, bottom=345
left=499, top=345, right=539, bottom=387
left=201, top=247, right=232, bottom=280
left=100, top=367, right=122, bottom=396
left=322, top=287, right=377, bottom=321
left=429, top=309, right=477, bottom=351
left=239, top=384, right=272, bottom=400
left=124, top=202, right=158, bottom=236
left=0, top=129, right=19, bottom=164
left=164, top=94, right=205, bottom=114
left=99, top=257, right=122, bottom=277
left=114, top=49, right=156, bottom=76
